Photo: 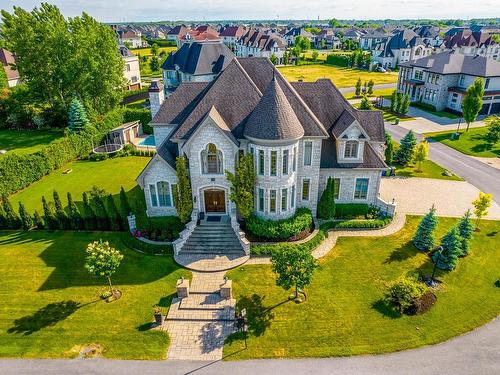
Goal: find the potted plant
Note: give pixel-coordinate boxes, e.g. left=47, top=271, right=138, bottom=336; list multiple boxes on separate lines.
left=153, top=306, right=163, bottom=325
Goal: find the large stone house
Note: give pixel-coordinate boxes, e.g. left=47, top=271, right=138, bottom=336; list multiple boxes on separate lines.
left=137, top=58, right=388, bottom=222
left=397, top=50, right=500, bottom=115
left=440, top=28, right=500, bottom=61
left=219, top=26, right=247, bottom=50
left=235, top=30, right=286, bottom=64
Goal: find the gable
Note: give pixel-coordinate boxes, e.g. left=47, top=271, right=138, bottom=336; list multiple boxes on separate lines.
left=136, top=154, right=176, bottom=188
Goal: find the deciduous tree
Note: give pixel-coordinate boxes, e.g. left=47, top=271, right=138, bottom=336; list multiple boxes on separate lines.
left=472, top=192, right=492, bottom=230
left=85, top=240, right=123, bottom=297
left=414, top=139, right=429, bottom=172
left=462, top=78, right=484, bottom=131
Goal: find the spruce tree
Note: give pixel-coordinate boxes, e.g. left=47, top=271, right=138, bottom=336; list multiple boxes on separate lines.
left=400, top=94, right=410, bottom=114
left=175, top=156, right=193, bottom=223
left=384, top=131, right=394, bottom=165
left=457, top=209, right=474, bottom=257
left=2, top=194, right=21, bottom=229
left=82, top=192, right=97, bottom=231
left=359, top=95, right=374, bottom=110
left=67, top=192, right=83, bottom=230
left=119, top=186, right=132, bottom=217
left=68, top=97, right=90, bottom=133
left=394, top=130, right=417, bottom=166
left=355, top=77, right=362, bottom=96
left=106, top=194, right=123, bottom=231
left=53, top=190, right=68, bottom=229
left=18, top=202, right=33, bottom=231
left=0, top=201, right=7, bottom=229
left=42, top=196, right=57, bottom=231
left=395, top=92, right=403, bottom=113
left=92, top=195, right=110, bottom=230
left=390, top=90, right=397, bottom=112
left=433, top=226, right=461, bottom=270
left=412, top=205, right=439, bottom=251
left=33, top=210, right=45, bottom=229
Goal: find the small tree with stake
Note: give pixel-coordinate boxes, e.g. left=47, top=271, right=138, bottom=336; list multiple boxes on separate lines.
left=432, top=226, right=461, bottom=271
left=472, top=192, right=491, bottom=231
left=85, top=240, right=123, bottom=301
left=461, top=78, right=484, bottom=132
left=271, top=246, right=317, bottom=302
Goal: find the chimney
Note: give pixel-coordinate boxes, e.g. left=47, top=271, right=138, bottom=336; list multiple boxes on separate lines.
left=149, top=79, right=165, bottom=118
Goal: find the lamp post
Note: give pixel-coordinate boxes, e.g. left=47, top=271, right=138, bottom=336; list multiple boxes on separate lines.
left=428, top=246, right=443, bottom=287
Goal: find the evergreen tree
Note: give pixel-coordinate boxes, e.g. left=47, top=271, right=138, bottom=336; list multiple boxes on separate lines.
left=395, top=92, right=403, bottom=113
left=82, top=192, right=97, bottom=230
left=1, top=194, right=20, bottom=229
left=384, top=131, right=394, bottom=165
left=53, top=190, right=68, bottom=229
left=394, top=130, right=417, bottom=166
left=226, top=153, right=256, bottom=220
left=106, top=194, right=123, bottom=231
left=317, top=177, right=336, bottom=219
left=33, top=210, right=45, bottom=229
left=0, top=199, right=8, bottom=229
left=149, top=54, right=160, bottom=71
left=68, top=97, right=90, bottom=133
left=355, top=77, right=362, bottom=96
left=92, top=195, right=111, bottom=230
left=67, top=192, right=83, bottom=230
left=367, top=79, right=374, bottom=95
left=175, top=156, right=193, bottom=223
left=457, top=209, right=474, bottom=257
left=390, top=90, right=397, bottom=112
left=42, top=196, right=57, bottom=231
left=270, top=53, right=278, bottom=65
left=400, top=94, right=410, bottom=114
left=119, top=186, right=132, bottom=228
left=432, top=226, right=462, bottom=270
left=359, top=95, right=374, bottom=110
left=18, top=202, right=32, bottom=231
left=412, top=205, right=439, bottom=251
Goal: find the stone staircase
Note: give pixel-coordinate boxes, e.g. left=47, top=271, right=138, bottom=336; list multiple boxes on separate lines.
left=180, top=219, right=245, bottom=256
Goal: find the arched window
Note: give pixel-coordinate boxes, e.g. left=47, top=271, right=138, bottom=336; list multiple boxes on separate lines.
left=415, top=47, right=422, bottom=56
left=157, top=181, right=171, bottom=207
left=201, top=143, right=223, bottom=174
left=344, top=140, right=359, bottom=158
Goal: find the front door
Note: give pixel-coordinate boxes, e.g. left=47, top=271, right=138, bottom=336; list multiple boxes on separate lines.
left=204, top=190, right=226, bottom=213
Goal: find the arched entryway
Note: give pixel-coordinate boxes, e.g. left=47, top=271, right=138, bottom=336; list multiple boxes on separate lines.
left=203, top=188, right=226, bottom=214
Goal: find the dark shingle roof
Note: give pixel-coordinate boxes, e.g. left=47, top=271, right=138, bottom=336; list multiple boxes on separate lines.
left=162, top=41, right=234, bottom=76
left=156, top=139, right=179, bottom=168
left=244, top=77, right=305, bottom=141
left=400, top=50, right=500, bottom=77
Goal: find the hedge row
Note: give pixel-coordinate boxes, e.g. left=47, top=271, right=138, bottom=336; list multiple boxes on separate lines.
left=334, top=203, right=370, bottom=219
left=246, top=208, right=313, bottom=241
left=334, top=216, right=392, bottom=229
left=325, top=54, right=350, bottom=67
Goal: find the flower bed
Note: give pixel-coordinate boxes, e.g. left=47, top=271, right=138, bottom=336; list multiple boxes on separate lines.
left=245, top=208, right=313, bottom=241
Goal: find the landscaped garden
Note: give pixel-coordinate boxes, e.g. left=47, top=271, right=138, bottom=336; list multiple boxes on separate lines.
left=224, top=216, right=500, bottom=359
left=0, top=129, right=63, bottom=156
left=425, top=126, right=500, bottom=158
left=0, top=230, right=188, bottom=359
left=277, top=64, right=398, bottom=88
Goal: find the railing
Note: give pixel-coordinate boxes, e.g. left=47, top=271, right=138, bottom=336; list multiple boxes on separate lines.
left=230, top=216, right=250, bottom=255
left=375, top=195, right=397, bottom=217
left=172, top=210, right=199, bottom=255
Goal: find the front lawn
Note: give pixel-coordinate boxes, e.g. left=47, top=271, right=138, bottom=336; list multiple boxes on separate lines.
left=343, top=88, right=394, bottom=100
left=0, top=129, right=63, bottom=156
left=130, top=46, right=176, bottom=57
left=9, top=156, right=151, bottom=226
left=425, top=127, right=499, bottom=158
left=224, top=216, right=500, bottom=359
left=277, top=64, right=398, bottom=88
left=411, top=104, right=459, bottom=119
left=0, top=230, right=188, bottom=359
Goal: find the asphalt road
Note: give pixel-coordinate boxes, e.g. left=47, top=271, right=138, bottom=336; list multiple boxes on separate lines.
left=0, top=317, right=498, bottom=375
left=386, top=124, right=500, bottom=204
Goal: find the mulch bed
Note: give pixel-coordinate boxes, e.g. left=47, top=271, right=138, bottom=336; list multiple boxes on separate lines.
left=405, top=291, right=437, bottom=315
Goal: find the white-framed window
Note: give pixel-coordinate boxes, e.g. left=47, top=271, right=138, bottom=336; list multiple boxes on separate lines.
left=303, top=141, right=312, bottom=166
left=149, top=184, right=158, bottom=207
left=270, top=150, right=277, bottom=176
left=126, top=64, right=131, bottom=71
left=258, top=188, right=264, bottom=212
left=459, top=75, right=465, bottom=87
left=201, top=143, right=223, bottom=174
left=291, top=185, right=295, bottom=208
left=258, top=149, right=265, bottom=175
left=302, top=179, right=310, bottom=201
left=485, top=78, right=490, bottom=89
left=281, top=188, right=288, bottom=212
left=282, top=149, right=289, bottom=175
left=270, top=190, right=276, bottom=213
left=354, top=178, right=369, bottom=199
left=157, top=181, right=172, bottom=207
left=344, top=140, right=359, bottom=158
left=292, top=147, right=297, bottom=171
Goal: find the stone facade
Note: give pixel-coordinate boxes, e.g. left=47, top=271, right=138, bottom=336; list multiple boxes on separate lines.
left=319, top=169, right=381, bottom=204
left=141, top=157, right=178, bottom=217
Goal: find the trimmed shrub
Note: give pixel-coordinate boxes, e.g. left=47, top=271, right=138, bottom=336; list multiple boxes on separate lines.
left=33, top=210, right=44, bottom=229
left=334, top=217, right=391, bottom=229
left=334, top=203, right=370, bottom=219
left=18, top=201, right=33, bottom=231
left=251, top=226, right=325, bottom=257
left=325, top=54, right=350, bottom=67
left=385, top=277, right=429, bottom=314
left=246, top=208, right=313, bottom=241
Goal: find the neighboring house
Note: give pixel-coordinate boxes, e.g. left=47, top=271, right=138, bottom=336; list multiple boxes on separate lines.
left=372, top=29, right=432, bottom=69
left=167, top=25, right=188, bottom=44
left=343, top=28, right=365, bottom=41
left=178, top=26, right=220, bottom=48
left=161, top=40, right=235, bottom=92
left=219, top=26, right=247, bottom=50
left=284, top=27, right=313, bottom=47
left=119, top=46, right=142, bottom=90
left=235, top=29, right=286, bottom=64
left=138, top=57, right=387, bottom=222
left=359, top=28, right=391, bottom=51
left=440, top=28, right=500, bottom=61
left=414, top=25, right=443, bottom=47
left=398, top=50, right=500, bottom=115
left=0, top=48, right=21, bottom=87
left=313, top=29, right=341, bottom=49
left=117, top=30, right=145, bottom=48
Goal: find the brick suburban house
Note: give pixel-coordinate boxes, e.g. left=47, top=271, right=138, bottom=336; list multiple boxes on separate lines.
left=137, top=58, right=388, bottom=222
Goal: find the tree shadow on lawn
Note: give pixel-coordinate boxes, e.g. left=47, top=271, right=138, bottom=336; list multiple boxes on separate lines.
left=7, top=299, right=98, bottom=335
left=383, top=241, right=420, bottom=264
left=136, top=292, right=176, bottom=332
left=371, top=299, right=402, bottom=319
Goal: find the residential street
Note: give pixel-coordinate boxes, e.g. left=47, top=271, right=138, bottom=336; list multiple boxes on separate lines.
left=0, top=317, right=498, bottom=375
left=385, top=124, right=500, bottom=204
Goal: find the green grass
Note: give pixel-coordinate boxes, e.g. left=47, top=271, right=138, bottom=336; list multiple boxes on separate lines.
left=130, top=46, right=176, bottom=57
left=424, top=127, right=499, bottom=158
left=0, top=230, right=189, bottom=359
left=278, top=64, right=398, bottom=88
left=0, top=129, right=63, bottom=156
left=9, top=156, right=152, bottom=227
left=391, top=141, right=461, bottom=180
left=343, top=88, right=395, bottom=100
left=410, top=104, right=459, bottom=119
left=224, top=216, right=500, bottom=359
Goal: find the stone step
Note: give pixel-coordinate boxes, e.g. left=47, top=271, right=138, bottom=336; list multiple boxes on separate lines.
left=166, top=297, right=235, bottom=321
left=183, top=241, right=242, bottom=249
left=191, top=228, right=235, bottom=235
left=180, top=250, right=245, bottom=256
left=186, top=235, right=239, bottom=242
left=179, top=294, right=235, bottom=310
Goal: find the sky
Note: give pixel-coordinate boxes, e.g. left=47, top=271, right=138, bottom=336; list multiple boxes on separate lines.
left=2, top=0, right=499, bottom=22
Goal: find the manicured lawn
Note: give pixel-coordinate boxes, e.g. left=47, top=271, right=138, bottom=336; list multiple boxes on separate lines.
left=9, top=156, right=151, bottom=226
left=0, top=230, right=189, bottom=359
left=278, top=64, right=398, bottom=88
left=425, top=127, right=499, bottom=158
left=382, top=110, right=415, bottom=123
left=343, top=88, right=394, bottom=100
left=224, top=216, right=500, bottom=359
left=0, top=129, right=63, bottom=156
left=411, top=104, right=459, bottom=119
left=130, top=46, right=176, bottom=57
left=391, top=141, right=461, bottom=180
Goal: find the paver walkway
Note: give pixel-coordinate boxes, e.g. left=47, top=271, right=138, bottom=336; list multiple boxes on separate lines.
left=162, top=271, right=235, bottom=361
left=247, top=213, right=406, bottom=265
left=174, top=253, right=249, bottom=272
